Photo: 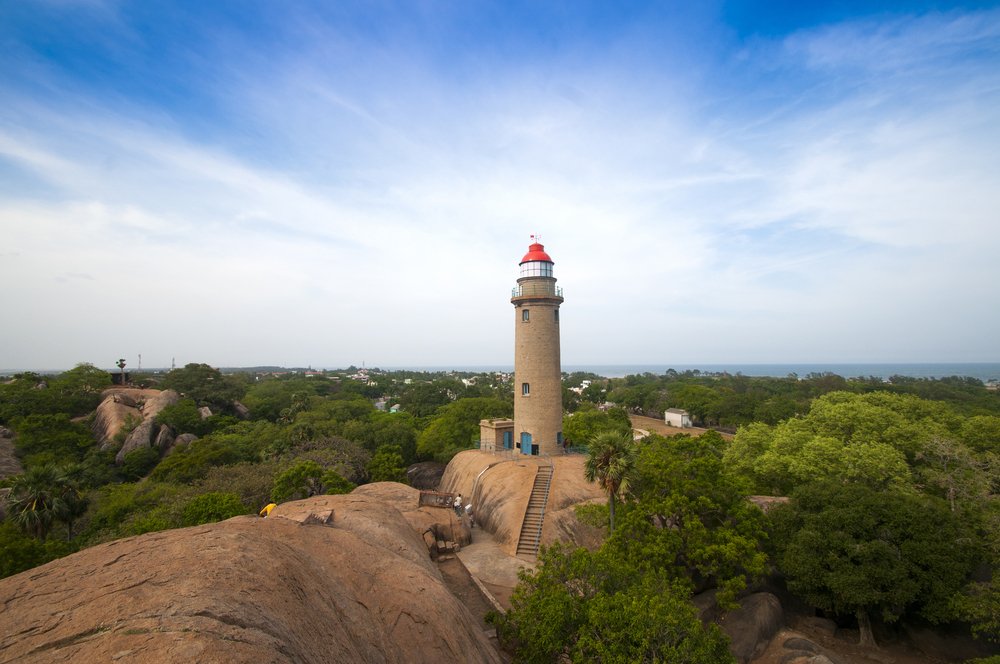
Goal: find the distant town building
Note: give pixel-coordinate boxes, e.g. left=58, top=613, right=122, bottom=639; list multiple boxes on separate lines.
left=665, top=408, right=692, bottom=428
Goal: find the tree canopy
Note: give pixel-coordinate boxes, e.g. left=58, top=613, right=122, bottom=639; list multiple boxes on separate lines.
left=770, top=481, right=979, bottom=646
left=416, top=397, right=512, bottom=462
left=490, top=543, right=734, bottom=663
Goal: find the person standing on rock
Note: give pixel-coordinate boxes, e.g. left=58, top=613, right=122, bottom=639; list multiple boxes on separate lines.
left=453, top=494, right=463, bottom=516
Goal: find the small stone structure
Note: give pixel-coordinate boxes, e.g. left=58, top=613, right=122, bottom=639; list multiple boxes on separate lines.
left=479, top=418, right=514, bottom=452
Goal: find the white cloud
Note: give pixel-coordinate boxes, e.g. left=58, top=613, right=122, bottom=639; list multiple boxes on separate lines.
left=1, top=6, right=998, bottom=369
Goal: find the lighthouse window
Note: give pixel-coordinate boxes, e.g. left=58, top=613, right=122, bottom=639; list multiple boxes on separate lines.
left=519, top=262, right=553, bottom=278
left=522, top=309, right=530, bottom=322
left=554, top=309, right=559, bottom=323
left=522, top=382, right=530, bottom=396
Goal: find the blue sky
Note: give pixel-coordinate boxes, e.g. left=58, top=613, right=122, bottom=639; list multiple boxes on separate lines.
left=1, top=1, right=998, bottom=370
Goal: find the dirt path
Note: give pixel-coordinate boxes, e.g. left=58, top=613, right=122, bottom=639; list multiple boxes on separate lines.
left=456, top=528, right=535, bottom=611
left=0, top=434, right=22, bottom=480
left=631, top=414, right=733, bottom=440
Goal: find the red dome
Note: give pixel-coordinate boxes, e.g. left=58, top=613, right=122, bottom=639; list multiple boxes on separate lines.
left=520, top=242, right=553, bottom=264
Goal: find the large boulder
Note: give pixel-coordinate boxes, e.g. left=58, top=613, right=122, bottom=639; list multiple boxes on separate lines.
left=141, top=389, right=180, bottom=420
left=94, top=389, right=179, bottom=449
left=353, top=482, right=472, bottom=547
left=92, top=394, right=143, bottom=446
left=115, top=419, right=156, bottom=464
left=110, top=390, right=180, bottom=464
left=718, top=592, right=784, bottom=663
left=0, top=494, right=503, bottom=663
left=406, top=461, right=446, bottom=489
left=439, top=451, right=604, bottom=556
left=154, top=425, right=175, bottom=454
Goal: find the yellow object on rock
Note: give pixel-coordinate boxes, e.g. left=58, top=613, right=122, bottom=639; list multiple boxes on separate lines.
left=259, top=503, right=276, bottom=517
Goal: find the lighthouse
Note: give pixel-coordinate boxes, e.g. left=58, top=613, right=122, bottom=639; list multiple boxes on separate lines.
left=511, top=237, right=564, bottom=456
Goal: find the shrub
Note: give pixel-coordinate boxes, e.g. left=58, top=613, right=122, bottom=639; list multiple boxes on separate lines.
left=180, top=492, right=249, bottom=526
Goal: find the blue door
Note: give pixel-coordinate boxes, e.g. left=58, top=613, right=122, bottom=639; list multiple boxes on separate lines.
left=520, top=432, right=532, bottom=454
left=503, top=431, right=513, bottom=450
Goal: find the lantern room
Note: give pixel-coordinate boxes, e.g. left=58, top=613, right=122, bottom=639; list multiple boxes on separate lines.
left=519, top=240, right=554, bottom=278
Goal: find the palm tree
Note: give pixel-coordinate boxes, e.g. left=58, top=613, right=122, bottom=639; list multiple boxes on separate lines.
left=4, top=464, right=84, bottom=540
left=53, top=465, right=87, bottom=539
left=5, top=465, right=65, bottom=540
left=584, top=430, right=637, bottom=533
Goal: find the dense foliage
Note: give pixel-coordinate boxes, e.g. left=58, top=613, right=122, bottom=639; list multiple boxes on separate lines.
left=598, top=369, right=1000, bottom=429
left=770, top=482, right=978, bottom=645
left=2, top=363, right=998, bottom=658
left=491, top=544, right=734, bottom=663
left=0, top=365, right=516, bottom=578
left=722, top=390, right=998, bottom=646
left=495, top=430, right=765, bottom=661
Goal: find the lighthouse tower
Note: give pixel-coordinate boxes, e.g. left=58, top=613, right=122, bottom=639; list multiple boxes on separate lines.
left=511, top=237, right=564, bottom=456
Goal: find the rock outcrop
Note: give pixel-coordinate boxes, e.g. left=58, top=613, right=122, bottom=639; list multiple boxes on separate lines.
left=101, top=390, right=180, bottom=464
left=167, top=433, right=198, bottom=455
left=406, top=461, right=446, bottom=489
left=0, top=493, right=503, bottom=663
left=92, top=388, right=163, bottom=445
left=116, top=418, right=156, bottom=463
left=439, top=450, right=604, bottom=557
left=153, top=424, right=175, bottom=453
left=719, top=592, right=784, bottom=663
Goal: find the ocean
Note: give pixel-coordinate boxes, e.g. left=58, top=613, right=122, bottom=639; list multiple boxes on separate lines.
left=562, top=363, right=1000, bottom=381
left=388, top=363, right=1000, bottom=381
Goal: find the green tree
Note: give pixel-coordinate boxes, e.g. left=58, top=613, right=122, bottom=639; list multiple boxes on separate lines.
left=583, top=430, right=636, bottom=533
left=242, top=378, right=320, bottom=422
left=490, top=543, right=733, bottom=663
left=399, top=380, right=462, bottom=417
left=611, top=432, right=767, bottom=607
left=771, top=482, right=978, bottom=647
left=120, top=446, right=161, bottom=481
left=10, top=413, right=95, bottom=466
left=416, top=397, right=512, bottom=462
left=48, top=363, right=112, bottom=416
left=367, top=444, right=408, bottom=483
left=149, top=421, right=273, bottom=484
left=668, top=384, right=722, bottom=426
left=271, top=460, right=355, bottom=502
left=0, top=372, right=48, bottom=423
left=156, top=398, right=218, bottom=437
left=159, top=363, right=246, bottom=414
left=180, top=492, right=249, bottom=526
left=340, top=412, right=419, bottom=463
left=4, top=464, right=81, bottom=540
left=960, top=415, right=1000, bottom=454
left=0, top=521, right=75, bottom=579
left=562, top=402, right=631, bottom=447
left=723, top=391, right=945, bottom=495
left=193, top=461, right=282, bottom=514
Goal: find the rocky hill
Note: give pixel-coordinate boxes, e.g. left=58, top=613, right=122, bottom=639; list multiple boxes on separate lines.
left=439, top=450, right=605, bottom=557
left=0, top=492, right=502, bottom=663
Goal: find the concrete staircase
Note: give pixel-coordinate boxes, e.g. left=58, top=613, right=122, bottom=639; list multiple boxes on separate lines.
left=515, top=462, right=553, bottom=559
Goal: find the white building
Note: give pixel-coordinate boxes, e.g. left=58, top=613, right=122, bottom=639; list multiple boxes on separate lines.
left=664, top=408, right=692, bottom=428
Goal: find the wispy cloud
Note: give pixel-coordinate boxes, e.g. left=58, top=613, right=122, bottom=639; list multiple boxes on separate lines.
left=0, top=4, right=997, bottom=367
